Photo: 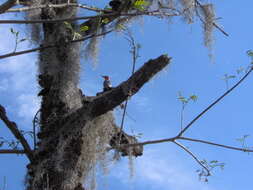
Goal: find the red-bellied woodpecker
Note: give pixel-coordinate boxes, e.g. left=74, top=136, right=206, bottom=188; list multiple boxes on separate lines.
left=102, top=75, right=112, bottom=92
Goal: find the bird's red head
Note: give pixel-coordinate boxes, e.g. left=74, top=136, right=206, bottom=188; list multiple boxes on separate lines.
left=102, top=75, right=110, bottom=80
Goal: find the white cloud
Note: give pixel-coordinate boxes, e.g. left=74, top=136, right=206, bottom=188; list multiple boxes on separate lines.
left=0, top=25, right=39, bottom=124
left=111, top=148, right=216, bottom=190
left=16, top=93, right=40, bottom=122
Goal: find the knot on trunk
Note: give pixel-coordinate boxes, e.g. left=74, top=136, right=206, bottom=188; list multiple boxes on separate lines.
left=110, top=131, right=143, bottom=157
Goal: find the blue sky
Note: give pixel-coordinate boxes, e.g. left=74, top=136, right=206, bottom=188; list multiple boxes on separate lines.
left=1, top=0, right=253, bottom=190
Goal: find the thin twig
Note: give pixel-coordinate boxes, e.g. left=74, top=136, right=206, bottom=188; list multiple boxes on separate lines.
left=174, top=140, right=210, bottom=175
left=195, top=0, right=229, bottom=37
left=118, top=30, right=138, bottom=146
left=180, top=102, right=186, bottom=131
left=32, top=109, right=40, bottom=150
left=213, top=22, right=228, bottom=37
left=0, top=105, right=33, bottom=161
left=0, top=30, right=113, bottom=59
left=0, top=11, right=178, bottom=24
left=179, top=137, right=253, bottom=152
left=7, top=3, right=106, bottom=13
left=178, top=66, right=253, bottom=137
left=0, top=149, right=25, bottom=154
left=111, top=137, right=177, bottom=150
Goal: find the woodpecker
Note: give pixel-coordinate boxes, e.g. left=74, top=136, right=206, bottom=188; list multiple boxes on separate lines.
left=102, top=75, right=112, bottom=92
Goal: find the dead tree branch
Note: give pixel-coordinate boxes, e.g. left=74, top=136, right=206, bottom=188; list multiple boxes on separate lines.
left=88, top=55, right=171, bottom=117
left=0, top=0, right=16, bottom=14
left=0, top=105, right=33, bottom=161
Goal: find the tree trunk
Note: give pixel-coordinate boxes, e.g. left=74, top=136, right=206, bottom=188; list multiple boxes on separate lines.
left=25, top=1, right=170, bottom=189
left=26, top=1, right=88, bottom=189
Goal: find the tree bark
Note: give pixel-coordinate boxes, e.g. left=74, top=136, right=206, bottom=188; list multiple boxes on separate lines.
left=25, top=1, right=171, bottom=189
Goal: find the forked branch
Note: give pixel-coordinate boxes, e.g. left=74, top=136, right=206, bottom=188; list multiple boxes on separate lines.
left=178, top=66, right=253, bottom=136
left=0, top=105, right=33, bottom=161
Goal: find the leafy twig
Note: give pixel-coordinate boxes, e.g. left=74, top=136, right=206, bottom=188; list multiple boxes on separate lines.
left=178, top=66, right=253, bottom=137
left=174, top=141, right=211, bottom=176
left=178, top=92, right=198, bottom=131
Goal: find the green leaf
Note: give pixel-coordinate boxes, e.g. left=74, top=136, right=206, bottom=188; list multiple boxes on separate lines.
left=223, top=74, right=236, bottom=80
left=116, top=23, right=126, bottom=30
left=178, top=96, right=188, bottom=103
left=228, top=75, right=236, bottom=79
left=133, top=0, right=150, bottom=11
left=210, top=160, right=218, bottom=164
left=134, top=5, right=145, bottom=11
left=101, top=18, right=110, bottom=24
left=64, top=21, right=73, bottom=31
left=190, top=95, right=198, bottom=102
left=134, top=0, right=150, bottom=6
left=247, top=50, right=253, bottom=58
left=80, top=25, right=89, bottom=32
